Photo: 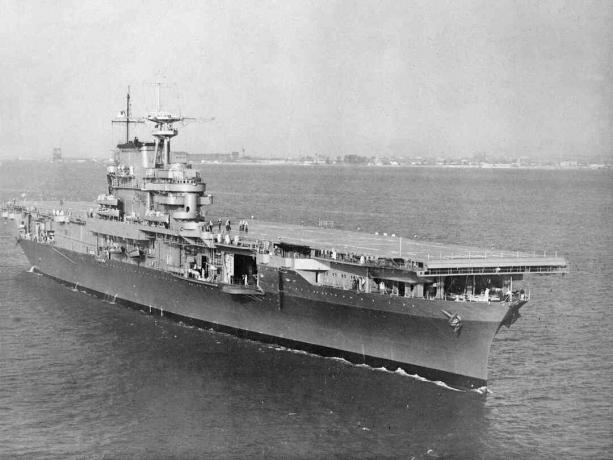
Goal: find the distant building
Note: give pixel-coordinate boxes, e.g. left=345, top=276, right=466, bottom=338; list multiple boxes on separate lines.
left=170, top=151, right=188, bottom=163
left=188, top=152, right=240, bottom=163
left=52, top=148, right=62, bottom=162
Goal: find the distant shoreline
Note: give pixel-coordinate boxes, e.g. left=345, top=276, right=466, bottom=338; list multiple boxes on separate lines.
left=0, top=158, right=610, bottom=171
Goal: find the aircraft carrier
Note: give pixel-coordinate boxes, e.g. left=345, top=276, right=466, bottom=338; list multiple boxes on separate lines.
left=4, top=88, right=568, bottom=389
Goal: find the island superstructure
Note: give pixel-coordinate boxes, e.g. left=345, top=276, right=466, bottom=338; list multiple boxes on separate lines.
left=6, top=90, right=568, bottom=389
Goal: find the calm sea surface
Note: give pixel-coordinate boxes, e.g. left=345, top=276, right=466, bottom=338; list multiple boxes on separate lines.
left=0, top=162, right=611, bottom=459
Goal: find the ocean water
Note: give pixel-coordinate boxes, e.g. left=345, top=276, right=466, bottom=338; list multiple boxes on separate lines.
left=0, top=162, right=611, bottom=459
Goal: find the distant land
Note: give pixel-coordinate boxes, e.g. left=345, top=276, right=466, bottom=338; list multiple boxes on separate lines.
left=2, top=150, right=610, bottom=170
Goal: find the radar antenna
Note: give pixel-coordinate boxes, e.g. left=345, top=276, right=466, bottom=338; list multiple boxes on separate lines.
left=145, top=82, right=213, bottom=167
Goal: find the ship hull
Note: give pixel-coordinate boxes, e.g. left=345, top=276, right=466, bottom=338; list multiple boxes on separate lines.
left=18, top=239, right=512, bottom=389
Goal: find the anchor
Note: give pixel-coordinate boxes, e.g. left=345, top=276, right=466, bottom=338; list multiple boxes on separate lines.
left=441, top=310, right=463, bottom=335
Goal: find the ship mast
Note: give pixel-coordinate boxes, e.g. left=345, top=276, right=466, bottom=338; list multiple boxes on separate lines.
left=112, top=86, right=144, bottom=145
left=112, top=83, right=209, bottom=168
left=148, top=82, right=189, bottom=167
left=126, top=86, right=131, bottom=143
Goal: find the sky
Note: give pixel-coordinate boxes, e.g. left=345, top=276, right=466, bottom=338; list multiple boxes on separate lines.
left=0, top=0, right=611, bottom=160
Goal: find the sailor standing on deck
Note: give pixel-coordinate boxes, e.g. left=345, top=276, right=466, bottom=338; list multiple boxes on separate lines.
left=217, top=218, right=222, bottom=232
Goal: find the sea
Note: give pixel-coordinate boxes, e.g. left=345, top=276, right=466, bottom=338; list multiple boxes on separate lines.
left=0, top=162, right=611, bottom=459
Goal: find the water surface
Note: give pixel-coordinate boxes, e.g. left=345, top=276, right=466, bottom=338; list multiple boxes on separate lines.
left=1, top=163, right=611, bottom=458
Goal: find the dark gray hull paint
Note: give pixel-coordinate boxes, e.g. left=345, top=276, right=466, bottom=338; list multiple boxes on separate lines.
left=19, top=240, right=511, bottom=389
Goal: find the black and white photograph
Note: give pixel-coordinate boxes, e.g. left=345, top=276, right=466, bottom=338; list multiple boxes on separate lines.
left=0, top=1, right=611, bottom=458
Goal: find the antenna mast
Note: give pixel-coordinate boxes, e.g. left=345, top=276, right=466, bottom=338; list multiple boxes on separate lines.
left=112, top=86, right=144, bottom=145
left=126, top=86, right=131, bottom=143
left=155, top=82, right=161, bottom=113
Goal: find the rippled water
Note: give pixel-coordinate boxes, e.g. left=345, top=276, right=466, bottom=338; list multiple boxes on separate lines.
left=1, top=162, right=611, bottom=458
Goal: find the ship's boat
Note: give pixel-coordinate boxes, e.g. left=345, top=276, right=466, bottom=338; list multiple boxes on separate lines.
left=221, top=284, right=265, bottom=296
left=5, top=87, right=568, bottom=389
left=127, top=248, right=143, bottom=258
left=107, top=245, right=123, bottom=254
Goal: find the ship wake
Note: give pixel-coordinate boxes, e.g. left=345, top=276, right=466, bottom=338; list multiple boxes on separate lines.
left=166, top=319, right=491, bottom=393
left=267, top=344, right=480, bottom=393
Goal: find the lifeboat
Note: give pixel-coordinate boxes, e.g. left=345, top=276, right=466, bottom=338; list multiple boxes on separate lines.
left=128, top=248, right=143, bottom=258
left=221, top=284, right=265, bottom=296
